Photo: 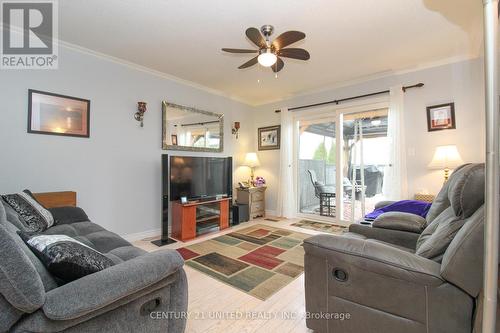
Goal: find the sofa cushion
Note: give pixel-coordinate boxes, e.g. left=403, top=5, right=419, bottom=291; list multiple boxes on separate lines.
left=4, top=202, right=31, bottom=231
left=2, top=191, right=54, bottom=232
left=0, top=201, right=58, bottom=293
left=0, top=223, right=45, bottom=312
left=372, top=211, right=427, bottom=233
left=48, top=206, right=89, bottom=225
left=41, top=221, right=146, bottom=262
left=415, top=164, right=485, bottom=262
left=447, top=163, right=484, bottom=218
left=425, top=163, right=470, bottom=223
left=416, top=207, right=465, bottom=262
left=19, top=233, right=115, bottom=283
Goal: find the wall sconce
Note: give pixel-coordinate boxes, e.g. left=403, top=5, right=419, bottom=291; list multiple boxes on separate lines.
left=135, top=102, right=147, bottom=127
left=232, top=121, right=240, bottom=139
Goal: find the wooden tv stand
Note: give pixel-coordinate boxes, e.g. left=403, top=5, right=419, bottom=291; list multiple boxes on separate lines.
left=171, top=197, right=230, bottom=241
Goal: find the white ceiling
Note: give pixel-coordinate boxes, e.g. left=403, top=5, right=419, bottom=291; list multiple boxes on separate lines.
left=58, top=0, right=483, bottom=105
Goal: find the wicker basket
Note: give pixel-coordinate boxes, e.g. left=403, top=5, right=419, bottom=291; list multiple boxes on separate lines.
left=414, top=193, right=435, bottom=203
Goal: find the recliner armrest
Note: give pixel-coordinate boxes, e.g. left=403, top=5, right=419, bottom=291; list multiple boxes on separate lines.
left=372, top=211, right=426, bottom=233
left=42, top=249, right=184, bottom=320
left=304, top=234, right=443, bottom=286
left=348, top=223, right=420, bottom=249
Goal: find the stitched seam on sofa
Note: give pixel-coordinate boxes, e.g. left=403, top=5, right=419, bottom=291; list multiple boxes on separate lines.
left=425, top=285, right=429, bottom=333
left=39, top=277, right=175, bottom=331
left=417, top=216, right=461, bottom=258
left=44, top=267, right=178, bottom=320
left=375, top=220, right=423, bottom=233
left=108, top=245, right=140, bottom=253
left=0, top=264, right=41, bottom=312
left=457, top=167, right=481, bottom=218
left=327, top=259, right=429, bottom=323
left=74, top=224, right=102, bottom=236
left=305, top=241, right=444, bottom=281
left=330, top=294, right=426, bottom=325
left=441, top=219, right=482, bottom=279
left=325, top=256, right=330, bottom=332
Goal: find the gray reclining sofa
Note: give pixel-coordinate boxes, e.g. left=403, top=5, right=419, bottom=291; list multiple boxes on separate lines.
left=304, top=163, right=485, bottom=333
left=0, top=200, right=188, bottom=333
left=349, top=163, right=472, bottom=249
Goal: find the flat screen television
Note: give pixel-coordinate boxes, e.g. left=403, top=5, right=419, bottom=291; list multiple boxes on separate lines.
left=169, top=156, right=232, bottom=201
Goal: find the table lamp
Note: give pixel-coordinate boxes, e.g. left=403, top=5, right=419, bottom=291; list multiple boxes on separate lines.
left=243, top=152, right=260, bottom=185
left=428, top=145, right=464, bottom=182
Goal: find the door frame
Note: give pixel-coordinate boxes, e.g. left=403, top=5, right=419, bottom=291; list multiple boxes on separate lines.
left=292, top=97, right=389, bottom=226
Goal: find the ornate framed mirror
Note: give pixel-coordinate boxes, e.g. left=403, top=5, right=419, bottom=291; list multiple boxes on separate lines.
left=162, top=101, right=224, bottom=152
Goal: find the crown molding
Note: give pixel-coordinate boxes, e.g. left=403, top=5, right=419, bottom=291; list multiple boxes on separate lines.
left=58, top=37, right=479, bottom=108
left=253, top=53, right=480, bottom=107
left=58, top=39, right=253, bottom=106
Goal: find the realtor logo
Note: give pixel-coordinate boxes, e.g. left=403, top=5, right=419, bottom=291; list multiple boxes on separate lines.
left=1, top=0, right=58, bottom=69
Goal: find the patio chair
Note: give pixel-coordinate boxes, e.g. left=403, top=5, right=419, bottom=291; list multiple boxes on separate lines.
left=307, top=170, right=355, bottom=199
left=308, top=169, right=335, bottom=198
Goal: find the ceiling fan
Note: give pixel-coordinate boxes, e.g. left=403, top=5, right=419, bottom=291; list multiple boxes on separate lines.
left=222, top=25, right=310, bottom=73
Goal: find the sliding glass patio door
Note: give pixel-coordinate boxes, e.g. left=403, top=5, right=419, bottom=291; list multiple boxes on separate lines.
left=297, top=117, right=338, bottom=221
left=294, top=102, right=391, bottom=225
left=341, top=109, right=390, bottom=222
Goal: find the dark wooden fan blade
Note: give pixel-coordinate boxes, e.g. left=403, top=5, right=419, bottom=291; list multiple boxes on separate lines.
left=222, top=48, right=258, bottom=53
left=238, top=56, right=258, bottom=69
left=272, top=31, right=306, bottom=50
left=278, top=48, right=310, bottom=60
left=271, top=57, right=284, bottom=73
left=246, top=27, right=266, bottom=48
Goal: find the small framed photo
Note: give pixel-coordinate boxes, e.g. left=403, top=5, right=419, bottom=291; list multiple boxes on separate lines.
left=426, top=103, right=456, bottom=132
left=180, top=196, right=188, bottom=204
left=258, top=125, right=281, bottom=151
left=28, top=89, right=90, bottom=138
left=171, top=134, right=178, bottom=145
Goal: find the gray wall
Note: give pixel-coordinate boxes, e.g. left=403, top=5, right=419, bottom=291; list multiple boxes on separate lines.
left=253, top=58, right=486, bottom=214
left=0, top=45, right=254, bottom=238
left=0, top=47, right=489, bottom=229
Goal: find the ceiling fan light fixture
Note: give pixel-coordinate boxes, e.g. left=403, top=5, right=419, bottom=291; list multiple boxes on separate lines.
left=223, top=25, right=308, bottom=73
left=257, top=49, right=277, bottom=67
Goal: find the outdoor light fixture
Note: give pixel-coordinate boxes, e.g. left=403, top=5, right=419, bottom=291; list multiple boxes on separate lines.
left=135, top=101, right=147, bottom=127
left=428, top=145, right=464, bottom=182
left=257, top=49, right=277, bottom=67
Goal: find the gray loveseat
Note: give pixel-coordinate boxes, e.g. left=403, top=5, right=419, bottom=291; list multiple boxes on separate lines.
left=304, top=163, right=485, bottom=333
left=0, top=200, right=188, bottom=333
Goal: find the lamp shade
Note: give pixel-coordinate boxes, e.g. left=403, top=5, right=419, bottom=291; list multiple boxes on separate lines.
left=243, top=152, right=260, bottom=168
left=428, top=145, right=464, bottom=169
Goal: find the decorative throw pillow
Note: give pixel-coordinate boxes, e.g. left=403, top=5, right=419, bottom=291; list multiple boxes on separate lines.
left=2, top=191, right=54, bottom=232
left=48, top=206, right=89, bottom=225
left=18, top=232, right=114, bottom=283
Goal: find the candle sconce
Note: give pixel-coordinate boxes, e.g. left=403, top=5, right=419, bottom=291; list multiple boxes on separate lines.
left=135, top=102, right=147, bottom=127
left=232, top=121, right=240, bottom=139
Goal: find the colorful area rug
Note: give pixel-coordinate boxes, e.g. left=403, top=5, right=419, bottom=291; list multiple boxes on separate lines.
left=176, top=224, right=310, bottom=300
left=291, top=220, right=347, bottom=234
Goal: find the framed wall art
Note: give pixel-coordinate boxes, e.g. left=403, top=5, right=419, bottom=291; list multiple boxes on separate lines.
left=426, top=102, right=456, bottom=132
left=258, top=125, right=281, bottom=150
left=28, top=89, right=90, bottom=138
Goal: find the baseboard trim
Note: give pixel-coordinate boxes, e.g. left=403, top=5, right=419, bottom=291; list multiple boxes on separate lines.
left=122, top=228, right=161, bottom=242
left=265, top=210, right=278, bottom=217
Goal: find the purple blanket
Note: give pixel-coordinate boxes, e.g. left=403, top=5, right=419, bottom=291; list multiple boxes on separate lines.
left=365, top=200, right=432, bottom=221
